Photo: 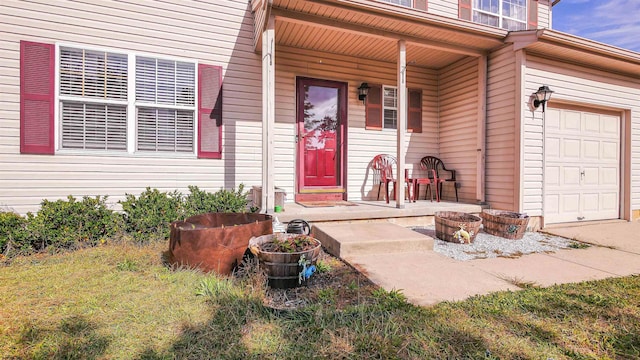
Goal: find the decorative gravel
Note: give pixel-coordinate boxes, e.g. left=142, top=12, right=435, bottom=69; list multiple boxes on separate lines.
left=411, top=226, right=579, bottom=261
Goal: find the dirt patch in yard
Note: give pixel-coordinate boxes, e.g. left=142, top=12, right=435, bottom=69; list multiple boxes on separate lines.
left=240, top=249, right=378, bottom=311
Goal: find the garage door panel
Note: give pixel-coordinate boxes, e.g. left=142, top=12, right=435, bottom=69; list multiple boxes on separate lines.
left=600, top=193, right=618, bottom=211
left=546, top=166, right=560, bottom=186
left=561, top=193, right=580, bottom=213
left=582, top=167, right=599, bottom=185
left=601, top=167, right=618, bottom=186
left=601, top=141, right=618, bottom=160
left=602, top=115, right=620, bottom=135
left=583, top=113, right=600, bottom=133
left=546, top=109, right=560, bottom=129
left=582, top=193, right=599, bottom=211
left=545, top=194, right=559, bottom=214
left=544, top=107, right=620, bottom=224
left=582, top=140, right=600, bottom=159
left=563, top=111, right=581, bottom=131
left=562, top=167, right=581, bottom=185
left=546, top=137, right=561, bottom=159
left=562, top=139, right=581, bottom=158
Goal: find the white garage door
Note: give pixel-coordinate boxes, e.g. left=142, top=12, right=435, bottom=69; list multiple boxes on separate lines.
left=544, top=107, right=620, bottom=224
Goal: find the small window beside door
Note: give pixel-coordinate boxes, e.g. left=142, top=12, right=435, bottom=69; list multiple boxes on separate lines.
left=365, top=84, right=422, bottom=133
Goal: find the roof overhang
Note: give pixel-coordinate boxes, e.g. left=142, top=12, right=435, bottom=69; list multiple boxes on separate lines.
left=252, top=0, right=508, bottom=69
left=505, top=29, right=640, bottom=78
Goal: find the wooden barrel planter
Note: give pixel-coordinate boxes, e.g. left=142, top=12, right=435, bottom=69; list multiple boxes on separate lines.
left=249, top=233, right=322, bottom=289
left=434, top=211, right=482, bottom=243
left=168, top=213, right=272, bottom=275
left=480, top=209, right=530, bottom=240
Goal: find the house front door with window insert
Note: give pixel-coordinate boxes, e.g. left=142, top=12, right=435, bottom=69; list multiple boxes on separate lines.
left=295, top=77, right=347, bottom=201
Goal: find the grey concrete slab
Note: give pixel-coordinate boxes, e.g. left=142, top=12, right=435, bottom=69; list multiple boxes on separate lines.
left=545, top=247, right=640, bottom=277
left=468, top=251, right=617, bottom=287
left=542, top=221, right=640, bottom=254
left=314, top=222, right=433, bottom=258
left=311, top=218, right=640, bottom=307
left=346, top=251, right=520, bottom=306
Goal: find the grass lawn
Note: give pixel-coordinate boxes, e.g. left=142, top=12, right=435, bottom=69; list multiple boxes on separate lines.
left=1, top=241, right=639, bottom=359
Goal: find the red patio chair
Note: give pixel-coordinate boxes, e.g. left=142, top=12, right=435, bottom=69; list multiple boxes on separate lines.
left=371, top=154, right=415, bottom=203
left=419, top=156, right=459, bottom=202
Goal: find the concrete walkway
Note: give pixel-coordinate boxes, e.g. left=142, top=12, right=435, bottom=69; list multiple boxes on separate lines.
left=314, top=220, right=640, bottom=306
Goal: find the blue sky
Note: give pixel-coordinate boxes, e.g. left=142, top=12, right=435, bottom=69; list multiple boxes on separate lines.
left=552, top=0, right=640, bottom=52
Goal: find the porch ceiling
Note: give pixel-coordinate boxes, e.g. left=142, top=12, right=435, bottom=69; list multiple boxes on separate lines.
left=276, top=20, right=466, bottom=68
left=263, top=0, right=506, bottom=69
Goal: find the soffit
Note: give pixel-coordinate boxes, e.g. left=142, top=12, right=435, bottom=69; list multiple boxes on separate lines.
left=507, top=30, right=640, bottom=78
left=276, top=21, right=468, bottom=68
left=269, top=0, right=506, bottom=69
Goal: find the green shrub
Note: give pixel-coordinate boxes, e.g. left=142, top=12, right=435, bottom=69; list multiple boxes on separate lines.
left=119, top=187, right=184, bottom=242
left=27, top=196, right=120, bottom=251
left=183, top=184, right=249, bottom=217
left=0, top=211, right=32, bottom=256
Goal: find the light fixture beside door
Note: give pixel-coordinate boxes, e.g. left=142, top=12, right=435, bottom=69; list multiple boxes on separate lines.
left=358, top=82, right=370, bottom=104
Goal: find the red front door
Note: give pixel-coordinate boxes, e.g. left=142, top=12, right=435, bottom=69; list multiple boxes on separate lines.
left=296, top=77, right=347, bottom=201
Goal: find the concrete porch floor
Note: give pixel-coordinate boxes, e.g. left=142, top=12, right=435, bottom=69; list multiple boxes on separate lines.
left=275, top=200, right=483, bottom=225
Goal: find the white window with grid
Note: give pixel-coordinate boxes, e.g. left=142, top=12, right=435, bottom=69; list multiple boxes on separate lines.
left=383, top=86, right=398, bottom=129
left=473, top=0, right=527, bottom=31
left=135, top=57, right=195, bottom=153
left=57, top=45, right=197, bottom=155
left=59, top=47, right=128, bottom=151
left=379, top=0, right=412, bottom=7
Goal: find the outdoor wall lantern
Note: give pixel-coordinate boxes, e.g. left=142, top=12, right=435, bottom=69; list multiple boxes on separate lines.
left=529, top=85, right=554, bottom=112
left=358, top=82, right=370, bottom=104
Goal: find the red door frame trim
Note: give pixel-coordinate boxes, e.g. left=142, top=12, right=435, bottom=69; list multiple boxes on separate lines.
left=295, top=76, right=348, bottom=201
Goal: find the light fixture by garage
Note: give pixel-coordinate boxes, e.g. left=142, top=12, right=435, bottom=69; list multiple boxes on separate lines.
left=529, top=85, right=554, bottom=112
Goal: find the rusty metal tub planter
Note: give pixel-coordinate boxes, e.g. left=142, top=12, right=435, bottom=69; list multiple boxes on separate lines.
left=168, top=213, right=272, bottom=275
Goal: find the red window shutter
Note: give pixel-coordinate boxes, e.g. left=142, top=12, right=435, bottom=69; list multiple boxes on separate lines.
left=528, top=0, right=538, bottom=29
left=20, top=41, right=54, bottom=155
left=414, top=0, right=427, bottom=11
left=459, top=0, right=472, bottom=21
left=408, top=89, right=422, bottom=133
left=198, top=64, right=223, bottom=159
left=365, top=84, right=382, bottom=130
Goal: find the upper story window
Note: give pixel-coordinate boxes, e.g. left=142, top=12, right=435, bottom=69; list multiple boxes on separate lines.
left=380, top=0, right=412, bottom=6
left=473, top=0, right=527, bottom=30
left=377, top=0, right=427, bottom=11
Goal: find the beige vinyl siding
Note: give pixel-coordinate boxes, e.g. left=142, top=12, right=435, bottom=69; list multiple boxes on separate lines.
left=523, top=53, right=640, bottom=216
left=438, top=57, right=480, bottom=202
left=252, top=0, right=268, bottom=50
left=275, top=46, right=438, bottom=201
left=486, top=45, right=517, bottom=210
left=426, top=0, right=459, bottom=18
left=538, top=0, right=552, bottom=29
left=426, top=0, right=552, bottom=29
left=0, top=0, right=262, bottom=214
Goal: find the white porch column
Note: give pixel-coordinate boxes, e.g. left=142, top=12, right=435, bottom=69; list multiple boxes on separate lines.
left=396, top=40, right=407, bottom=208
left=261, top=15, right=275, bottom=213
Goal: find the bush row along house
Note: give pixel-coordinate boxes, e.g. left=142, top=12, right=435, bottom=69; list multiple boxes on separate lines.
left=1, top=0, right=639, bottom=226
